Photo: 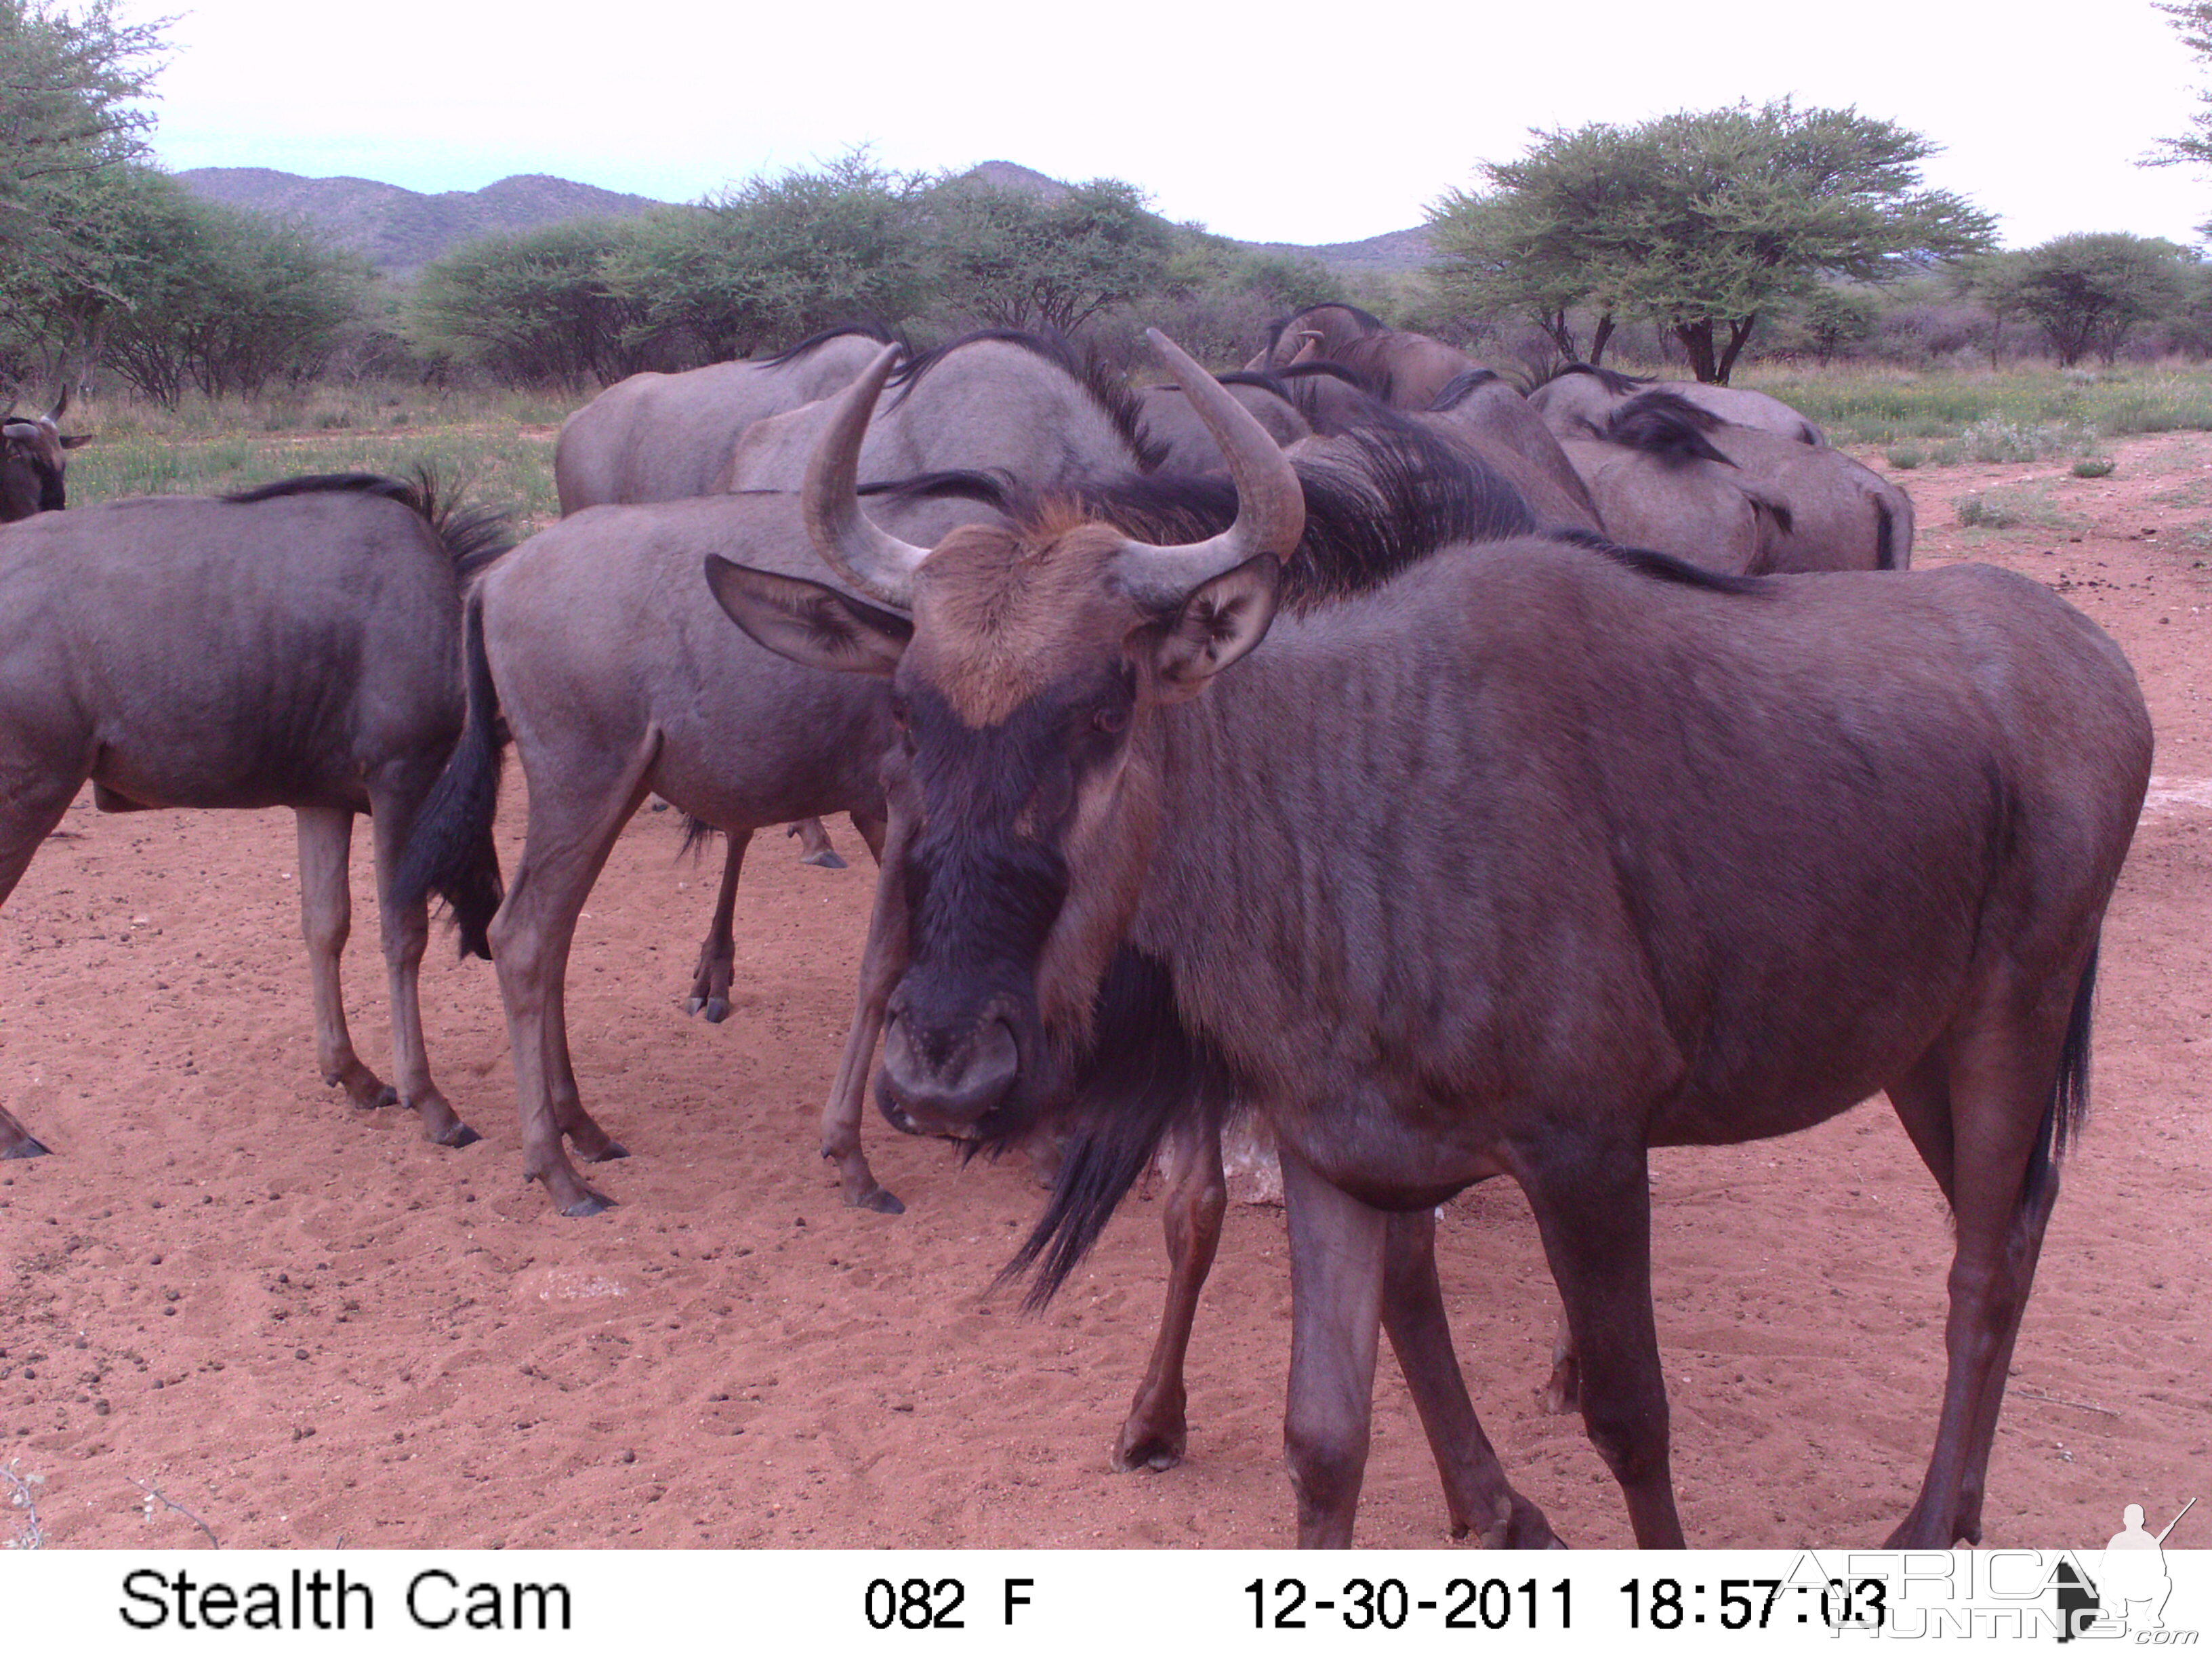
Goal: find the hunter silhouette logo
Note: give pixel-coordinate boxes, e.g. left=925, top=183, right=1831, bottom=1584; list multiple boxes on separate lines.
left=2057, top=1497, right=2196, bottom=1642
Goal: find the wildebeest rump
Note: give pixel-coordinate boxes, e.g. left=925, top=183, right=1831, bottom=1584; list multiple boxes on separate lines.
left=0, top=473, right=508, bottom=1162
left=712, top=331, right=2154, bottom=1550
left=1529, top=361, right=1828, bottom=447
left=553, top=325, right=898, bottom=514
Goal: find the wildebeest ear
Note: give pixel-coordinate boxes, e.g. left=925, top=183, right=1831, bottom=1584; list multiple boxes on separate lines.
left=59, top=434, right=94, bottom=449
left=703, top=556, right=911, bottom=677
left=1145, top=554, right=1281, bottom=702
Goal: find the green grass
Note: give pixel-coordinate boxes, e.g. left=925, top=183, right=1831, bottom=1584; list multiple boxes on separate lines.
left=1721, top=363, right=2212, bottom=452
left=70, top=384, right=564, bottom=531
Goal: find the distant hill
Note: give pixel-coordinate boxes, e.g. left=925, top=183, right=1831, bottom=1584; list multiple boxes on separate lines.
left=175, top=169, right=665, bottom=274
left=176, top=163, right=1432, bottom=279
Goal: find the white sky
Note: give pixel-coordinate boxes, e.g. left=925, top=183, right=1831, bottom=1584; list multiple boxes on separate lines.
left=121, top=0, right=2212, bottom=251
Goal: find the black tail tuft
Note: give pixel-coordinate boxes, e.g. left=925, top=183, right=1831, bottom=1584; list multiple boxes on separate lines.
left=995, top=948, right=1232, bottom=1309
left=1875, top=498, right=1896, bottom=571
left=2025, top=943, right=2099, bottom=1210
left=395, top=592, right=506, bottom=958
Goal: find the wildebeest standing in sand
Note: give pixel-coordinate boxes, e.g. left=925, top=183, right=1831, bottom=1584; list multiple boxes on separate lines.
left=0, top=474, right=507, bottom=1162
left=710, top=331, right=2152, bottom=1548
left=2, top=391, right=91, bottom=520
left=393, top=485, right=1010, bottom=1216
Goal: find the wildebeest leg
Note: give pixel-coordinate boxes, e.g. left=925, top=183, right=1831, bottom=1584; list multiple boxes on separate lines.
left=1519, top=1137, right=1685, bottom=1547
left=1381, top=1208, right=1560, bottom=1547
left=363, top=783, right=477, bottom=1149
left=684, top=830, right=749, bottom=1024
left=0, top=774, right=81, bottom=1159
left=819, top=802, right=908, bottom=1213
left=542, top=934, right=627, bottom=1162
left=1884, top=1010, right=2069, bottom=1548
left=1279, top=1141, right=1389, bottom=1548
left=294, top=806, right=398, bottom=1112
left=1115, top=1110, right=1226, bottom=1472
left=790, top=817, right=846, bottom=869
left=1540, top=1307, right=1580, bottom=1414
left=850, top=808, right=886, bottom=864
left=488, top=743, right=655, bottom=1216
left=0, top=775, right=75, bottom=1157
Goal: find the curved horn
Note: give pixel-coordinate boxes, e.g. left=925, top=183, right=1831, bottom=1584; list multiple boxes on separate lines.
left=46, top=385, right=68, bottom=423
left=1114, top=329, right=1305, bottom=609
left=800, top=343, right=929, bottom=611
left=1287, top=329, right=1324, bottom=365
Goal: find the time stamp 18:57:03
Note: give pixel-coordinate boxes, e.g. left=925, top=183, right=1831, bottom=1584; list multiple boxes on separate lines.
left=1242, top=1576, right=1891, bottom=1633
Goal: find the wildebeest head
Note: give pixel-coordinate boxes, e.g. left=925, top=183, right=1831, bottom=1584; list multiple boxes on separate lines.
left=705, top=334, right=1303, bottom=1140
left=1, top=390, right=91, bottom=520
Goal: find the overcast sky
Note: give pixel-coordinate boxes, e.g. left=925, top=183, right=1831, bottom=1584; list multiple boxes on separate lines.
left=121, top=0, right=2212, bottom=251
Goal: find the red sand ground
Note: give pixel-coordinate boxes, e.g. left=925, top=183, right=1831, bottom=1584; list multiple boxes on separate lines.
left=3, top=436, right=2207, bottom=1551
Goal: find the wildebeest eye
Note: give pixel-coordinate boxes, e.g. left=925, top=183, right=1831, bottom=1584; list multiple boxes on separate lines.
left=1093, top=704, right=1128, bottom=737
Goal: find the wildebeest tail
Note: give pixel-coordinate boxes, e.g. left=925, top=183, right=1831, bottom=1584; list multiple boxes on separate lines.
left=394, top=590, right=506, bottom=958
left=994, top=948, right=1233, bottom=1309
left=1875, top=497, right=1896, bottom=571
left=2024, top=942, right=2098, bottom=1212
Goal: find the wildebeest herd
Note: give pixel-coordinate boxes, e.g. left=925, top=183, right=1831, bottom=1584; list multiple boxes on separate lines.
left=0, top=304, right=2155, bottom=1551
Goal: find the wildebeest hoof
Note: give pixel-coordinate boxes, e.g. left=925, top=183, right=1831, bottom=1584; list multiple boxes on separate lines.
left=581, top=1139, right=630, bottom=1164
left=853, top=1185, right=905, bottom=1215
left=702, top=996, right=730, bottom=1023
left=1475, top=1493, right=1563, bottom=1550
left=562, top=1190, right=615, bottom=1218
left=437, top=1123, right=483, bottom=1149
left=2, top=1136, right=52, bottom=1160
left=1113, top=1419, right=1186, bottom=1472
left=1539, top=1355, right=1580, bottom=1415
left=801, top=849, right=848, bottom=869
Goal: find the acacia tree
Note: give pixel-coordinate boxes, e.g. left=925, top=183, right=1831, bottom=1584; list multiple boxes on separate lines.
left=410, top=222, right=657, bottom=389
left=924, top=177, right=1174, bottom=335
left=1959, top=234, right=2190, bottom=367
left=607, top=153, right=930, bottom=362
left=0, top=0, right=167, bottom=382
left=1429, top=100, right=1995, bottom=382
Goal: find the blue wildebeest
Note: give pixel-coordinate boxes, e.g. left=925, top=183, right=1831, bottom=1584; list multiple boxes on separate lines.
left=553, top=325, right=900, bottom=514
left=555, top=325, right=903, bottom=881
left=1244, top=304, right=1481, bottom=412
left=0, top=474, right=508, bottom=1162
left=1, top=390, right=91, bottom=520
left=1529, top=361, right=1829, bottom=447
left=708, top=330, right=2152, bottom=1549
left=1563, top=392, right=1910, bottom=573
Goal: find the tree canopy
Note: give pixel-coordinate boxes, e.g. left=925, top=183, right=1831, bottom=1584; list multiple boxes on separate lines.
left=1955, top=234, right=2192, bottom=367
left=1428, top=100, right=1996, bottom=381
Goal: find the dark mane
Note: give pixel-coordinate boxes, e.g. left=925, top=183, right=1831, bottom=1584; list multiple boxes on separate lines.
left=993, top=946, right=1234, bottom=1306
left=756, top=323, right=900, bottom=369
left=1599, top=392, right=1734, bottom=468
left=1427, top=367, right=1505, bottom=411
left=224, top=469, right=512, bottom=579
left=857, top=469, right=1015, bottom=508
left=886, top=327, right=1168, bottom=472
left=1544, top=526, right=1773, bottom=595
left=1076, top=414, right=1535, bottom=610
left=1534, top=361, right=1654, bottom=396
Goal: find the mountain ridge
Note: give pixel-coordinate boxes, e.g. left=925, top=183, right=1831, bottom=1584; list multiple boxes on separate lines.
left=175, top=161, right=1431, bottom=276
